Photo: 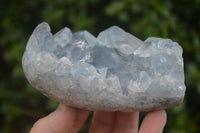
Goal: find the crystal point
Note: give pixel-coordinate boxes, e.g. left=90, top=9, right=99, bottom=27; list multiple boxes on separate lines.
left=97, top=26, right=143, bottom=56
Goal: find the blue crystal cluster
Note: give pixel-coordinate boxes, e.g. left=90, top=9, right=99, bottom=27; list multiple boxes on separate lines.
left=22, top=22, right=185, bottom=111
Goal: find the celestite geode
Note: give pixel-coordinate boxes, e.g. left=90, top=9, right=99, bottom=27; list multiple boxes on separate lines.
left=22, top=22, right=186, bottom=111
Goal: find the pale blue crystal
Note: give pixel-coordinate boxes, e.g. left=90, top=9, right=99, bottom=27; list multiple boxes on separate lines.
left=22, top=22, right=186, bottom=111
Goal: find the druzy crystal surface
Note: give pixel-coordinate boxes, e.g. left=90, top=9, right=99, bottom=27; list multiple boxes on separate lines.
left=22, top=22, right=186, bottom=111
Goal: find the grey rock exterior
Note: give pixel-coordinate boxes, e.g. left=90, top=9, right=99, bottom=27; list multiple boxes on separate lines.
left=22, top=22, right=186, bottom=111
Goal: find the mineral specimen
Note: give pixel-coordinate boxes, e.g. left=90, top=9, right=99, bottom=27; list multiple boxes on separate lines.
left=22, top=22, right=186, bottom=111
